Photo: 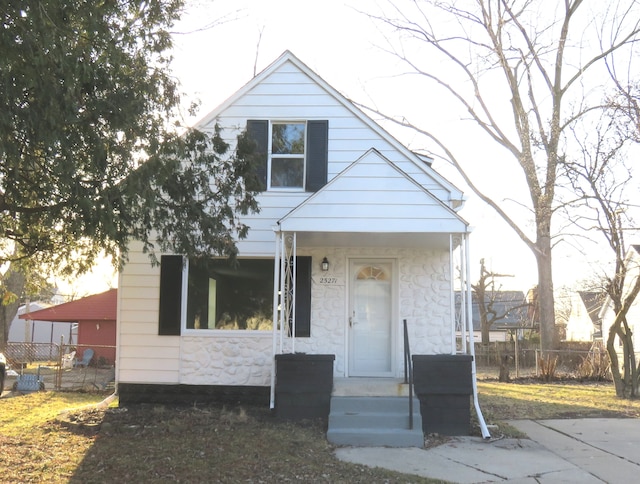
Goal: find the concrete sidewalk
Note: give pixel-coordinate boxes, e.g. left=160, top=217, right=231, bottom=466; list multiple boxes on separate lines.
left=335, top=418, right=640, bottom=483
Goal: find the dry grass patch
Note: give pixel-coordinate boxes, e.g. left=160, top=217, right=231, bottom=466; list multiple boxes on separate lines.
left=4, top=382, right=637, bottom=483
left=0, top=393, right=443, bottom=484
left=477, top=380, right=640, bottom=431
left=0, top=392, right=106, bottom=437
left=0, top=392, right=108, bottom=484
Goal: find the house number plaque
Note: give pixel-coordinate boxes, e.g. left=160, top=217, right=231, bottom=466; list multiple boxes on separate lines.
left=316, top=275, right=343, bottom=286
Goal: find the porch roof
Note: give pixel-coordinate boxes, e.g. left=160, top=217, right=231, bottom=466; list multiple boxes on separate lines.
left=277, top=149, right=469, bottom=248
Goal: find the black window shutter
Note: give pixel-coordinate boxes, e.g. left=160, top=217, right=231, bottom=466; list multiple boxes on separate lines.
left=294, top=256, right=312, bottom=337
left=305, top=120, right=328, bottom=192
left=246, top=120, right=268, bottom=191
left=158, top=255, right=183, bottom=336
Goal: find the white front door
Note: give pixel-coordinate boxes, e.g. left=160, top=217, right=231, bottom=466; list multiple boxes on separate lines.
left=348, top=259, right=394, bottom=376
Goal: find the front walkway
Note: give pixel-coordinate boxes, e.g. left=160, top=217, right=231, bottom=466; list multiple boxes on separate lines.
left=336, top=418, right=640, bottom=483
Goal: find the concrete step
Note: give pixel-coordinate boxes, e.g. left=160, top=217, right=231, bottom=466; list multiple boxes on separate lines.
left=329, top=411, right=418, bottom=429
left=333, top=377, right=412, bottom=397
left=330, top=395, right=420, bottom=414
left=327, top=427, right=424, bottom=447
left=327, top=396, right=423, bottom=447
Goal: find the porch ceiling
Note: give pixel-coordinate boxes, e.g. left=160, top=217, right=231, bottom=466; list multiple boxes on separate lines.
left=291, top=231, right=457, bottom=250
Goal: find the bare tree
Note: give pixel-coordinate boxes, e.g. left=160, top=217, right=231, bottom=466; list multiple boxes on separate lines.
left=561, top=83, right=640, bottom=397
left=472, top=258, right=526, bottom=345
left=363, top=0, right=640, bottom=351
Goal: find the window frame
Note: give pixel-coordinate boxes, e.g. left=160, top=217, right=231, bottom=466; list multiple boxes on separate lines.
left=182, top=257, right=275, bottom=335
left=267, top=121, right=307, bottom=191
left=158, top=255, right=312, bottom=338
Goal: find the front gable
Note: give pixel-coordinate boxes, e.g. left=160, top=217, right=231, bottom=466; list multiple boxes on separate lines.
left=565, top=291, right=603, bottom=342
left=600, top=245, right=640, bottom=346
left=195, top=50, right=464, bottom=209
left=278, top=149, right=467, bottom=234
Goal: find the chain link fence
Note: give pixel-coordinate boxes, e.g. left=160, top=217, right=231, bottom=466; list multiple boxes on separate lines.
left=473, top=340, right=613, bottom=381
left=3, top=342, right=116, bottom=392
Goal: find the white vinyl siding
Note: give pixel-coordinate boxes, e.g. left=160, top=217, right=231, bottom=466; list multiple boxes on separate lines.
left=117, top=242, right=181, bottom=384
left=201, top=61, right=457, bottom=256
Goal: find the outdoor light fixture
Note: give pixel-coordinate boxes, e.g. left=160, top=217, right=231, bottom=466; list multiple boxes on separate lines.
left=321, top=257, right=330, bottom=272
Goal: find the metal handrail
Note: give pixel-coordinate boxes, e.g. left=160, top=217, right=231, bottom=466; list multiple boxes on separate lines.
left=403, top=319, right=414, bottom=429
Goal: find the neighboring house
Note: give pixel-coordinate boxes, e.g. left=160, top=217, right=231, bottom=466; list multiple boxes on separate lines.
left=19, top=289, right=117, bottom=365
left=457, top=291, right=529, bottom=342
left=9, top=302, right=77, bottom=345
left=116, top=51, right=473, bottom=409
left=600, top=245, right=640, bottom=350
left=564, top=291, right=604, bottom=342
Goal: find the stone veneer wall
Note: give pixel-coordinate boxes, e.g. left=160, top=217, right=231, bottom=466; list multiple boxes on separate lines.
left=295, top=247, right=453, bottom=378
left=177, top=246, right=452, bottom=386
left=180, top=335, right=272, bottom=386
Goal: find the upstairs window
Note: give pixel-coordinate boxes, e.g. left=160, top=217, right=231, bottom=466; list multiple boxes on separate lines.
left=270, top=122, right=305, bottom=189
left=247, top=119, right=328, bottom=192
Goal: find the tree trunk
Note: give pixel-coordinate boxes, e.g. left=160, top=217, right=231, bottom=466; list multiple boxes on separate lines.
left=607, top=325, right=625, bottom=397
left=535, top=236, right=557, bottom=351
left=0, top=269, right=26, bottom=351
left=498, top=354, right=511, bottom=382
left=622, top=325, right=635, bottom=398
left=481, top=317, right=490, bottom=346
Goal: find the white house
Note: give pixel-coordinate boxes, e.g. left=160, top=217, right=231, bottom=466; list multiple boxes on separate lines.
left=565, top=291, right=604, bottom=342
left=116, top=52, right=482, bottom=440
left=9, top=302, right=77, bottom=346
left=600, top=245, right=640, bottom=349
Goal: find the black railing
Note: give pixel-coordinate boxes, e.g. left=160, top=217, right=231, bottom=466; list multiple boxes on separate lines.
left=403, top=318, right=414, bottom=430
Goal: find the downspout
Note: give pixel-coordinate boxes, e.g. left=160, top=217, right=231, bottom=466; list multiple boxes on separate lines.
left=270, top=228, right=282, bottom=410
left=465, top=233, right=491, bottom=439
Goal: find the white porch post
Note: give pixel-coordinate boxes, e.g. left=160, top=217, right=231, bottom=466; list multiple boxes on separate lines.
left=270, top=230, right=282, bottom=409
left=278, top=233, right=287, bottom=354
left=453, top=234, right=469, bottom=354
left=269, top=230, right=298, bottom=408
left=290, top=233, right=297, bottom=353
left=278, top=232, right=297, bottom=354
left=450, top=234, right=458, bottom=353
left=464, top=233, right=473, bottom=354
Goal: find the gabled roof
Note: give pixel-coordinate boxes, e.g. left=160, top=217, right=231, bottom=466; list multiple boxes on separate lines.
left=277, top=148, right=468, bottom=234
left=456, top=291, right=529, bottom=331
left=195, top=50, right=464, bottom=205
left=17, top=302, right=50, bottom=317
left=19, top=289, right=117, bottom=322
left=598, top=245, right=640, bottom=318
left=578, top=291, right=605, bottom=325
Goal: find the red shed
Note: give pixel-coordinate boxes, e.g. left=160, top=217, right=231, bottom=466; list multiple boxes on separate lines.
left=20, top=289, right=117, bottom=365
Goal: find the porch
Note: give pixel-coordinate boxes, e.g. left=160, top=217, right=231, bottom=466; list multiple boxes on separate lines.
left=274, top=350, right=478, bottom=447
